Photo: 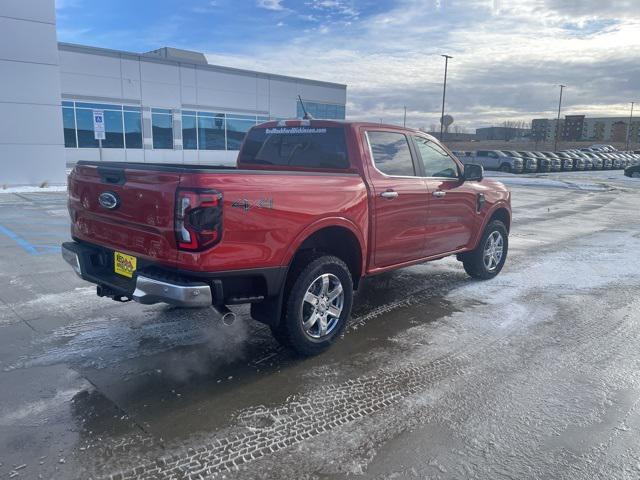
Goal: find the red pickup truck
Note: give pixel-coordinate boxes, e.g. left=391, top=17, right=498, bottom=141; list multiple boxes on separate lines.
left=62, top=120, right=511, bottom=355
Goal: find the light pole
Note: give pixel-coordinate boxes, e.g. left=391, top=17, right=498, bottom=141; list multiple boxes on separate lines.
left=440, top=54, right=453, bottom=142
left=554, top=84, right=566, bottom=152
left=626, top=101, right=635, bottom=151
left=403, top=105, right=407, bottom=127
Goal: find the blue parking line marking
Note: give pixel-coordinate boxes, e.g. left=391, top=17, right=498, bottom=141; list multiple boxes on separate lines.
left=0, top=223, right=39, bottom=255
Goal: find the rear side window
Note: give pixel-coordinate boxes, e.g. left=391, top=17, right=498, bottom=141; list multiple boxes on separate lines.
left=367, top=131, right=415, bottom=176
left=238, top=126, right=349, bottom=169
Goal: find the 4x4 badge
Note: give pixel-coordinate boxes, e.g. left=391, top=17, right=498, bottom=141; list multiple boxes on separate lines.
left=232, top=198, right=273, bottom=213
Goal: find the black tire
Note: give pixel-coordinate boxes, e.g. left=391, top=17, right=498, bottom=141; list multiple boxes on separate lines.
left=274, top=254, right=353, bottom=356
left=499, top=163, right=511, bottom=173
left=461, top=220, right=508, bottom=280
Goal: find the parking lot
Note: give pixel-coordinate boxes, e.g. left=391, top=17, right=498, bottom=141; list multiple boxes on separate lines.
left=1, top=170, right=640, bottom=479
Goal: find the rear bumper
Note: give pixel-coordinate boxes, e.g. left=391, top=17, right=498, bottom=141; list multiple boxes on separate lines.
left=61, top=242, right=212, bottom=307
left=132, top=276, right=212, bottom=307
left=62, top=241, right=287, bottom=308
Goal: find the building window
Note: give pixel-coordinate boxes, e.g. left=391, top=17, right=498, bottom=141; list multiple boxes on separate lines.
left=226, top=116, right=256, bottom=150
left=75, top=108, right=99, bottom=148
left=102, top=109, right=124, bottom=148
left=297, top=100, right=345, bottom=120
left=183, top=111, right=259, bottom=151
left=61, top=106, right=76, bottom=148
left=198, top=112, right=226, bottom=150
left=123, top=107, right=142, bottom=149
left=152, top=108, right=173, bottom=149
left=182, top=111, right=198, bottom=150
left=63, top=102, right=141, bottom=149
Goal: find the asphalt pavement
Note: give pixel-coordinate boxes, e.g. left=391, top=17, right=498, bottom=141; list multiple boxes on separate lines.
left=0, top=170, right=639, bottom=479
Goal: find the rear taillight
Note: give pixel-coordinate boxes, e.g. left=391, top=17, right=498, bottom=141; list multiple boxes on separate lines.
left=175, top=188, right=223, bottom=251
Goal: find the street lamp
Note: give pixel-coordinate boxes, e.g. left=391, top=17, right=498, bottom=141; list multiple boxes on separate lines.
left=440, top=54, right=453, bottom=142
left=554, top=84, right=566, bottom=152
left=626, top=102, right=635, bottom=151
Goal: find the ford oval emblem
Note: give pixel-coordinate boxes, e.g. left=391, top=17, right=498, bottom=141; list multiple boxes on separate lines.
left=98, top=191, right=120, bottom=210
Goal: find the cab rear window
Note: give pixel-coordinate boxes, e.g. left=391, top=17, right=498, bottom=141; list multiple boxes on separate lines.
left=238, top=126, right=349, bottom=169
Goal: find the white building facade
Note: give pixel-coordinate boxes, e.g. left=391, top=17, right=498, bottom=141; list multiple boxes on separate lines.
left=0, top=0, right=66, bottom=185
left=0, top=1, right=347, bottom=186
left=59, top=44, right=347, bottom=167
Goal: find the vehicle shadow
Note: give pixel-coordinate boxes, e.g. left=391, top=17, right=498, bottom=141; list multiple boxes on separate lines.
left=69, top=264, right=470, bottom=444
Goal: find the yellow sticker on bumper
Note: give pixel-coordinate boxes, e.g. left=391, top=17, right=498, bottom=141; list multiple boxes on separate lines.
left=114, top=251, right=137, bottom=278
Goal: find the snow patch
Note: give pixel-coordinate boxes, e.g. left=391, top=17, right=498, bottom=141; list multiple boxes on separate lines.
left=489, top=175, right=609, bottom=191
left=0, top=185, right=67, bottom=194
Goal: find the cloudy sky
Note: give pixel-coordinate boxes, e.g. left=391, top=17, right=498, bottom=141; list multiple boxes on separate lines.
left=56, top=0, right=640, bottom=130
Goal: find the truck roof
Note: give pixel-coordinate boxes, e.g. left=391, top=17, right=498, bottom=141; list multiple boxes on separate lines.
left=255, top=119, right=435, bottom=137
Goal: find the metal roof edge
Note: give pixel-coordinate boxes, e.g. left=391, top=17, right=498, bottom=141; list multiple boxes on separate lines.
left=57, top=42, right=348, bottom=90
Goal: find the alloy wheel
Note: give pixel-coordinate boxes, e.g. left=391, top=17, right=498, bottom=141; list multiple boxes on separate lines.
left=483, top=231, right=504, bottom=272
left=301, top=273, right=344, bottom=339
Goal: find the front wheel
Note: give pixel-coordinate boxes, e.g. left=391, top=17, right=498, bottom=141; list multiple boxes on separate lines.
left=499, top=163, right=512, bottom=173
left=461, top=220, right=508, bottom=280
left=275, top=255, right=353, bottom=356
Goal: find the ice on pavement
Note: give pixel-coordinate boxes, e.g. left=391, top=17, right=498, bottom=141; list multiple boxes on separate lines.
left=487, top=173, right=610, bottom=191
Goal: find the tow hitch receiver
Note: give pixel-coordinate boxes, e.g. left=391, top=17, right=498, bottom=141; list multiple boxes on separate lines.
left=97, top=285, right=132, bottom=302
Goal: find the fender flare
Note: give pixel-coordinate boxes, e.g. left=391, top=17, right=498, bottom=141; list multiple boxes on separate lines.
left=283, top=216, right=367, bottom=277
left=251, top=217, right=366, bottom=328
left=470, top=201, right=512, bottom=250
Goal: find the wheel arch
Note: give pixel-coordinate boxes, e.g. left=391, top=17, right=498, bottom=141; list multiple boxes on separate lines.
left=252, top=218, right=365, bottom=328
left=285, top=219, right=366, bottom=289
left=470, top=203, right=511, bottom=250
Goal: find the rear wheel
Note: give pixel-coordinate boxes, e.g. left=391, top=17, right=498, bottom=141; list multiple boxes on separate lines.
left=273, top=254, right=353, bottom=356
left=461, top=220, right=508, bottom=280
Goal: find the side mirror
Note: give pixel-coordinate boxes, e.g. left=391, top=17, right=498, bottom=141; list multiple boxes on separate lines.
left=463, top=163, right=483, bottom=181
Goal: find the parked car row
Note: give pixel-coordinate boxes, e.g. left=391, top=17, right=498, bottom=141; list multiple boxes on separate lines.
left=452, top=149, right=640, bottom=174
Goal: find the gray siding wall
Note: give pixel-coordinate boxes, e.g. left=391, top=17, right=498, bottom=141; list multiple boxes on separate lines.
left=0, top=0, right=65, bottom=185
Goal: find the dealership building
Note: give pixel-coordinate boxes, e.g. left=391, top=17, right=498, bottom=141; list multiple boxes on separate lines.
left=0, top=0, right=347, bottom=185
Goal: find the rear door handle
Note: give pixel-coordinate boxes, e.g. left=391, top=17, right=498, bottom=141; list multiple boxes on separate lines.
left=433, top=190, right=446, bottom=198
left=380, top=190, right=399, bottom=199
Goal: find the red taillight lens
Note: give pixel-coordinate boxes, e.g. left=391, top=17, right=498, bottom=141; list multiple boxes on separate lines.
left=175, top=189, right=223, bottom=251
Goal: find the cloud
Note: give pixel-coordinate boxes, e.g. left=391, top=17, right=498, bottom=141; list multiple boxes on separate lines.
left=206, top=0, right=640, bottom=129
left=307, top=0, right=360, bottom=19
left=191, top=1, right=220, bottom=14
left=257, top=0, right=286, bottom=11
left=56, top=0, right=640, bottom=130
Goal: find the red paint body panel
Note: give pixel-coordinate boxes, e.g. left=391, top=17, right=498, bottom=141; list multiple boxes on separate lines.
left=67, top=120, right=511, bottom=281
left=176, top=172, right=368, bottom=272
left=68, top=165, right=180, bottom=268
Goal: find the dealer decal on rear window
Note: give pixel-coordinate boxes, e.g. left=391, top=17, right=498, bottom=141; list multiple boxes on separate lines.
left=265, top=127, right=327, bottom=135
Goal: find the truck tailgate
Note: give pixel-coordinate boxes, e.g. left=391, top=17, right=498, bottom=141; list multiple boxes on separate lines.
left=68, top=163, right=180, bottom=267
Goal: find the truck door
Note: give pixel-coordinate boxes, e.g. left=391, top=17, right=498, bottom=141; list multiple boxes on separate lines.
left=412, top=136, right=478, bottom=257
left=364, top=130, right=429, bottom=268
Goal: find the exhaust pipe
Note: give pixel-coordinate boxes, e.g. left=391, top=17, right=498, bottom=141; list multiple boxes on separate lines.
left=211, top=305, right=236, bottom=326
